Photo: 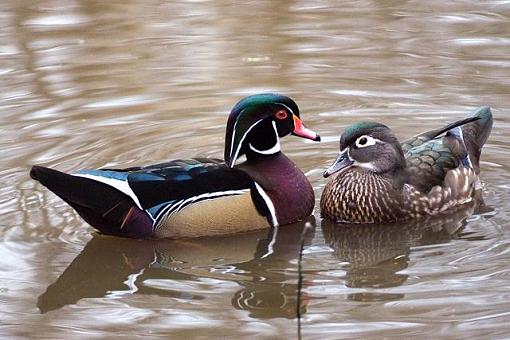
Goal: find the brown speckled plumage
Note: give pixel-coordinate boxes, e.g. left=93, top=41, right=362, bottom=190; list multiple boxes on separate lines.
left=321, top=169, right=401, bottom=223
left=321, top=107, right=492, bottom=223
left=321, top=166, right=477, bottom=223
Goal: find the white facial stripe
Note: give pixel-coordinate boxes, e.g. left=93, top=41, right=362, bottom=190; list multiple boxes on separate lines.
left=355, top=135, right=381, bottom=148
left=230, top=117, right=263, bottom=167
left=229, top=118, right=239, bottom=159
left=248, top=120, right=281, bottom=155
left=344, top=148, right=354, bottom=161
left=230, top=102, right=292, bottom=167
left=278, top=103, right=294, bottom=115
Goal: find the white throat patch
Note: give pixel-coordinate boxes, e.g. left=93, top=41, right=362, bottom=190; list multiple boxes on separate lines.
left=346, top=148, right=378, bottom=172
left=248, top=120, right=281, bottom=155
left=353, top=160, right=378, bottom=171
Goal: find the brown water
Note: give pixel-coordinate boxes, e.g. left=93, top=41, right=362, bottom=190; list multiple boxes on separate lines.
left=1, top=1, right=509, bottom=338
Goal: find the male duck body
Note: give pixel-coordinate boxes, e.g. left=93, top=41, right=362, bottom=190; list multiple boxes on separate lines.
left=320, top=106, right=492, bottom=223
left=31, top=94, right=320, bottom=238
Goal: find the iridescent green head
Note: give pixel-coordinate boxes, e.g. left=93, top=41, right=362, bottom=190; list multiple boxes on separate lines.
left=324, top=121, right=405, bottom=177
left=224, top=93, right=320, bottom=167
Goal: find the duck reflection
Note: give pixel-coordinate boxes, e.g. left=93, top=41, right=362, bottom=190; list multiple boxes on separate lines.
left=230, top=221, right=314, bottom=319
left=38, top=219, right=314, bottom=317
left=321, top=193, right=491, bottom=302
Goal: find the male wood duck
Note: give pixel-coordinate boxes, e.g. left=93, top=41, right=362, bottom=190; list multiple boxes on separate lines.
left=31, top=93, right=320, bottom=238
left=320, top=106, right=492, bottom=223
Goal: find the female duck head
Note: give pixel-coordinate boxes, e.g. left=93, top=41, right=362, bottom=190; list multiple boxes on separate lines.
left=323, top=122, right=406, bottom=177
left=224, top=93, right=320, bottom=167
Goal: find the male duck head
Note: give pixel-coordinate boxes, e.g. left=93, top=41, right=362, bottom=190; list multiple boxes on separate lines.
left=323, top=122, right=406, bottom=178
left=224, top=93, right=320, bottom=167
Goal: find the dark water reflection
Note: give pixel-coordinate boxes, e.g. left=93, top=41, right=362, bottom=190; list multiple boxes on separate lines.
left=1, top=0, right=510, bottom=338
left=38, top=222, right=314, bottom=318
left=37, top=196, right=490, bottom=322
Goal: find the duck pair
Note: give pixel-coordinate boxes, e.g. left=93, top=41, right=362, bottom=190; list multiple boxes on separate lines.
left=30, top=94, right=493, bottom=238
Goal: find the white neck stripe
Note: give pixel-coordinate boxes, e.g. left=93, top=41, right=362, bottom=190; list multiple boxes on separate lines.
left=229, top=118, right=239, bottom=159
left=254, top=182, right=278, bottom=227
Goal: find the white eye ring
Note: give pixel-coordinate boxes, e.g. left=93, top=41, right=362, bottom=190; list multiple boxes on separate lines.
left=355, top=135, right=379, bottom=148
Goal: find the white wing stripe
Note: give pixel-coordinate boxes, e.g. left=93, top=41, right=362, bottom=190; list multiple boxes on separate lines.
left=72, top=173, right=143, bottom=210
left=155, top=189, right=250, bottom=229
left=173, top=189, right=250, bottom=215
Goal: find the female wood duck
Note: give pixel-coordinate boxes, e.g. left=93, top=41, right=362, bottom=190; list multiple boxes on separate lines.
left=320, top=106, right=492, bottom=223
left=31, top=93, right=320, bottom=238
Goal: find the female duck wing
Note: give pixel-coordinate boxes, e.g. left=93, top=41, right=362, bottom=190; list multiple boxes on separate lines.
left=404, top=135, right=464, bottom=193
left=403, top=107, right=492, bottom=193
left=401, top=115, right=480, bottom=153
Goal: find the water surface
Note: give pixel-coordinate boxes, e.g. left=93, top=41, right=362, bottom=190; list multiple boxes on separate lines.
left=1, top=0, right=510, bottom=338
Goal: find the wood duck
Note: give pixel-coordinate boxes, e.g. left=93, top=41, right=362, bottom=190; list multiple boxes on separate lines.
left=320, top=106, right=492, bottom=223
left=31, top=93, right=320, bottom=238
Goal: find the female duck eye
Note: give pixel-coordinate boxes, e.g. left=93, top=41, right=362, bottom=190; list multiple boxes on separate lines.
left=275, top=110, right=288, bottom=120
left=355, top=135, right=378, bottom=148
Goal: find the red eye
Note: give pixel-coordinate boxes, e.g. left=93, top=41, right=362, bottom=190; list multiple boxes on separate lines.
left=275, top=110, right=288, bottom=120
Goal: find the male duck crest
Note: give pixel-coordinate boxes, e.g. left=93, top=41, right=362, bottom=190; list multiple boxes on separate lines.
left=321, top=106, right=493, bottom=223
left=224, top=93, right=319, bottom=167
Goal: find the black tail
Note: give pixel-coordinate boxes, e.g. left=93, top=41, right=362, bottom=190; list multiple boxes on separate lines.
left=30, top=166, right=153, bottom=238
left=428, top=116, right=481, bottom=141
left=461, top=106, right=493, bottom=173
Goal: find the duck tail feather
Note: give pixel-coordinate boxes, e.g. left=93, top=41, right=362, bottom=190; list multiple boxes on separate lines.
left=30, top=165, right=153, bottom=238
left=461, top=107, right=493, bottom=172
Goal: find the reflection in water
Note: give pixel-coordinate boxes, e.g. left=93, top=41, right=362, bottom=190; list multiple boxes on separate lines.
left=321, top=193, right=491, bottom=302
left=231, top=221, right=315, bottom=319
left=38, top=194, right=491, bottom=315
left=38, top=219, right=315, bottom=317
